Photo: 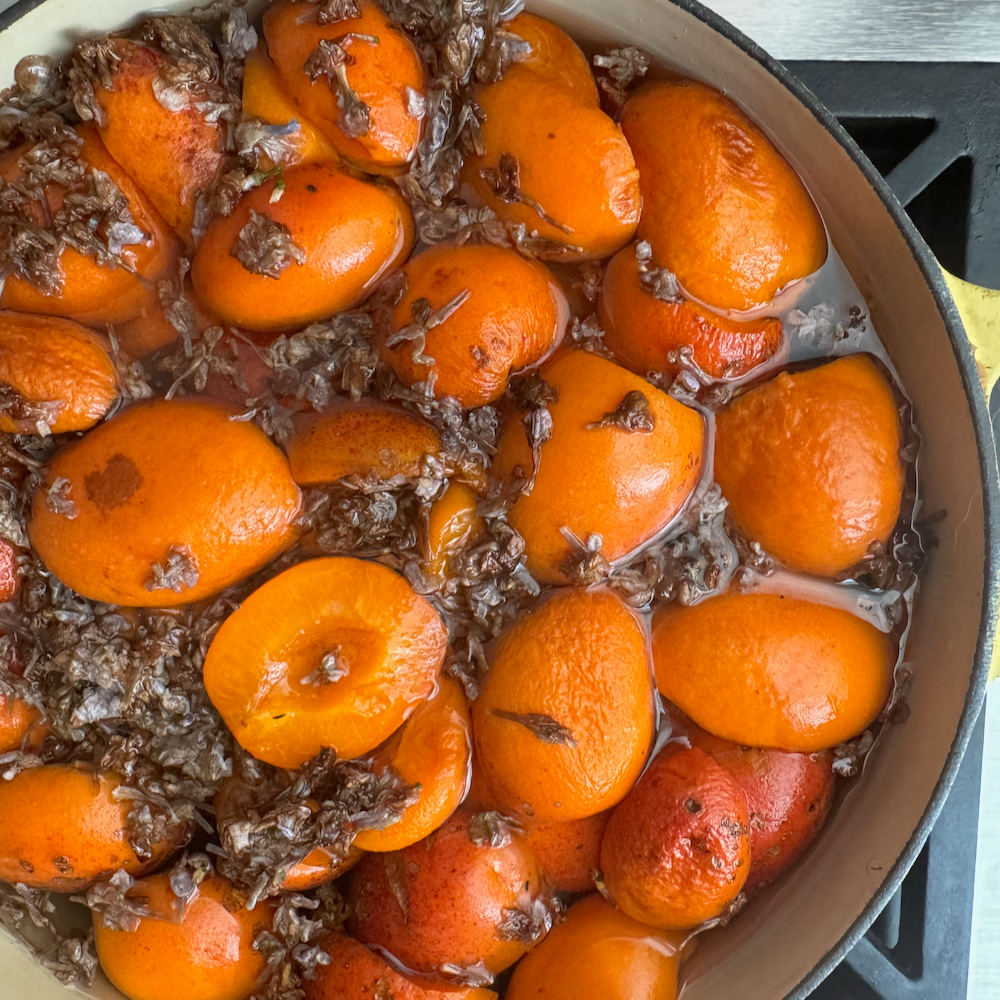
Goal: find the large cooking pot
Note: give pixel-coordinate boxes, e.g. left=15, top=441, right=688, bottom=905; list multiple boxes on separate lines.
left=0, top=0, right=998, bottom=997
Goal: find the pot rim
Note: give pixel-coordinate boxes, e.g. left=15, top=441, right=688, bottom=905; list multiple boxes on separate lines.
left=0, top=0, right=997, bottom=996
left=658, top=0, right=1000, bottom=996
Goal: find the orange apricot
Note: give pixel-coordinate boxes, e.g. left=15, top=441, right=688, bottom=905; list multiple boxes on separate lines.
left=492, top=350, right=706, bottom=584
left=620, top=79, right=827, bottom=311
left=598, top=243, right=783, bottom=379
left=285, top=403, right=441, bottom=486
left=378, top=243, right=568, bottom=407
left=424, top=481, right=484, bottom=577
left=601, top=746, right=751, bottom=929
left=191, top=162, right=412, bottom=331
left=304, top=932, right=498, bottom=1000
left=0, top=125, right=181, bottom=325
left=519, top=811, right=609, bottom=893
left=506, top=894, right=683, bottom=1000
left=652, top=591, right=895, bottom=752
left=714, top=354, right=906, bottom=576
left=203, top=556, right=446, bottom=769
left=282, top=845, right=363, bottom=891
left=354, top=675, right=472, bottom=852
left=113, top=280, right=221, bottom=358
left=472, top=587, right=655, bottom=822
left=347, top=806, right=549, bottom=977
left=263, top=0, right=425, bottom=172
left=89, top=38, right=225, bottom=243
left=242, top=46, right=340, bottom=167
left=0, top=694, right=42, bottom=754
left=0, top=764, right=185, bottom=891
left=0, top=311, right=117, bottom=434
left=93, top=871, right=273, bottom=1000
left=507, top=13, right=598, bottom=97
left=27, top=398, right=301, bottom=607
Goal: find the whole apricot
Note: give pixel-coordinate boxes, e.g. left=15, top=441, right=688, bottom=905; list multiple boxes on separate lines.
left=354, top=675, right=472, bottom=852
left=203, top=556, right=446, bottom=769
left=93, top=872, right=273, bottom=1000
left=379, top=243, right=568, bottom=407
left=285, top=403, right=441, bottom=486
left=0, top=695, right=43, bottom=754
left=519, top=811, right=610, bottom=893
left=598, top=243, right=783, bottom=379
left=263, top=0, right=425, bottom=172
left=653, top=591, right=895, bottom=752
left=472, top=587, right=655, bottom=822
left=347, top=806, right=549, bottom=977
left=0, top=764, right=185, bottom=891
left=714, top=354, right=905, bottom=576
left=621, top=79, right=827, bottom=311
left=506, top=13, right=598, bottom=96
left=423, top=481, right=485, bottom=577
left=28, top=398, right=301, bottom=607
left=191, top=162, right=412, bottom=331
left=492, top=350, right=706, bottom=584
left=506, top=894, right=682, bottom=1000
left=601, top=746, right=750, bottom=929
left=88, top=37, right=225, bottom=243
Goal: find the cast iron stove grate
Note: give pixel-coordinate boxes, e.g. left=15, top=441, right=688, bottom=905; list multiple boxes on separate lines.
left=782, top=60, right=1000, bottom=1000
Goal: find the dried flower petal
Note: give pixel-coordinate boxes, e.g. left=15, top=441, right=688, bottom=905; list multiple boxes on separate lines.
left=592, top=46, right=650, bottom=110
left=587, top=390, right=655, bottom=433
left=145, top=545, right=200, bottom=594
left=490, top=708, right=577, bottom=747
left=635, top=240, right=681, bottom=302
left=231, top=209, right=306, bottom=279
left=304, top=36, right=375, bottom=138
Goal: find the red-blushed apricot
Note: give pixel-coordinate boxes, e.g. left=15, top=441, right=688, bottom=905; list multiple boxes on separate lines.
left=0, top=764, right=186, bottom=891
left=506, top=894, right=683, bottom=1000
left=0, top=125, right=181, bottom=325
left=379, top=244, right=568, bottom=407
left=620, top=79, right=827, bottom=311
left=191, top=162, right=413, bottom=331
left=601, top=746, right=750, bottom=929
left=598, top=243, right=783, bottom=379
left=0, top=311, right=117, bottom=434
left=93, top=872, right=273, bottom=1000
left=303, top=932, right=498, bottom=1000
left=673, top=708, right=836, bottom=893
left=354, top=675, right=472, bottom=852
left=242, top=46, right=340, bottom=167
left=472, top=587, right=655, bottom=822
left=0, top=695, right=42, bottom=754
left=285, top=403, right=441, bottom=486
left=88, top=37, right=225, bottom=243
left=507, top=12, right=598, bottom=97
left=519, top=811, right=610, bottom=893
left=348, top=806, right=550, bottom=978
left=0, top=539, right=17, bottom=603
left=263, top=0, right=425, bottom=172
left=423, top=481, right=485, bottom=577
left=492, top=350, right=706, bottom=584
left=653, top=591, right=895, bottom=752
left=27, top=398, right=301, bottom=607
left=714, top=354, right=906, bottom=576
left=463, top=66, right=640, bottom=260
left=203, top=556, right=446, bottom=769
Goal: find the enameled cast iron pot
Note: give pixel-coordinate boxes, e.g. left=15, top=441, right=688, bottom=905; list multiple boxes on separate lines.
left=1, top=0, right=998, bottom=997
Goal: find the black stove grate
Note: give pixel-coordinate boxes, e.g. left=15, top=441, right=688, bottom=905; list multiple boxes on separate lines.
left=782, top=59, right=1000, bottom=1000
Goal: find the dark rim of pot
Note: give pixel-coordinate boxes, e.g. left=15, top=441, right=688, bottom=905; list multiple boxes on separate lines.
left=661, top=0, right=999, bottom=997
left=0, top=0, right=997, bottom=996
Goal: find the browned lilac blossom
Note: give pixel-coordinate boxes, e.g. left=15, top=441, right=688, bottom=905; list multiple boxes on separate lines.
left=231, top=209, right=306, bottom=278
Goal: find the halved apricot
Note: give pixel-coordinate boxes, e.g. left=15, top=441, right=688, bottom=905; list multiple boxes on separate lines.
left=285, top=403, right=441, bottom=486
left=88, top=37, right=226, bottom=243
left=653, top=591, right=895, bottom=752
left=378, top=243, right=568, bottom=407
left=203, top=556, right=446, bottom=769
left=0, top=764, right=185, bottom=891
left=714, top=354, right=905, bottom=576
left=93, top=871, right=273, bottom=1000
left=472, top=587, right=655, bottom=822
left=263, top=0, right=425, bottom=172
left=0, top=124, right=181, bottom=325
left=28, top=398, right=301, bottom=607
left=621, top=79, right=827, bottom=311
left=0, top=311, right=117, bottom=434
left=242, top=46, right=340, bottom=167
left=191, top=162, right=413, bottom=330
left=492, top=350, right=706, bottom=584
left=354, top=675, right=472, bottom=852
left=598, top=243, right=783, bottom=378
left=506, top=894, right=683, bottom=1000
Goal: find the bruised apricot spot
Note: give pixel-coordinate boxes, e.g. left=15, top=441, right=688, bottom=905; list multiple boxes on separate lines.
left=84, top=454, right=143, bottom=511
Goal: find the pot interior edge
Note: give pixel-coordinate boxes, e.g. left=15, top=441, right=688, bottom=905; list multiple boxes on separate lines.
left=0, top=1, right=996, bottom=1000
